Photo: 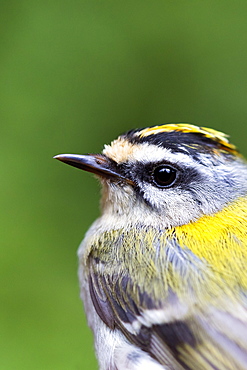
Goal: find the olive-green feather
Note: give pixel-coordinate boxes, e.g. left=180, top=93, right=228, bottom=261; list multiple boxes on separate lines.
left=86, top=197, right=247, bottom=369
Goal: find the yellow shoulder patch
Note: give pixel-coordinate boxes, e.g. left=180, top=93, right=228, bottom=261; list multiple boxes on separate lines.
left=168, top=195, right=247, bottom=291
left=137, top=123, right=238, bottom=155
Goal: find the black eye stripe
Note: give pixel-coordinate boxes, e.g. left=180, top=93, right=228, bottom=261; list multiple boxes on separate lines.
left=116, top=161, right=180, bottom=186
left=116, top=161, right=205, bottom=191
left=152, top=165, right=177, bottom=188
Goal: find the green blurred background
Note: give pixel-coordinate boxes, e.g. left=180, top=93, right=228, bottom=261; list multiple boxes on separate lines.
left=1, top=1, right=247, bottom=369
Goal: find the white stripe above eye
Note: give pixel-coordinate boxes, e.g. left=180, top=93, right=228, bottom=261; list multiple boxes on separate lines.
left=103, top=139, right=204, bottom=167
left=128, top=143, right=190, bottom=164
left=122, top=143, right=215, bottom=170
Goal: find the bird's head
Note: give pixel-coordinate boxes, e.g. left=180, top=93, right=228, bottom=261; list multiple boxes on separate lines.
left=54, top=124, right=247, bottom=228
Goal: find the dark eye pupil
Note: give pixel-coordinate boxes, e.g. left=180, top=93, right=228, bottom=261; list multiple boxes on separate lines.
left=153, top=166, right=176, bottom=187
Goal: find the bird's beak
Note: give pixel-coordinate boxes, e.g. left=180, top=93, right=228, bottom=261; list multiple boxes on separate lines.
left=54, top=154, right=135, bottom=185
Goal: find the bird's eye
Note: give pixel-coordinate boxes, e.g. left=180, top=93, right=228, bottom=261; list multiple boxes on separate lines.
left=153, top=166, right=177, bottom=187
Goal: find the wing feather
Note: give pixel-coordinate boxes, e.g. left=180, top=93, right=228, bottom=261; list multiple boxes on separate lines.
left=87, top=234, right=247, bottom=369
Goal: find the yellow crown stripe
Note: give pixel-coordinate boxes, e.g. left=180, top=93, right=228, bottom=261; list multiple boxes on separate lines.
left=137, top=124, right=238, bottom=154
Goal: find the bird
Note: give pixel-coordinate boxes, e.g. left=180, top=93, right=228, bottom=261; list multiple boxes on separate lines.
left=54, top=123, right=247, bottom=370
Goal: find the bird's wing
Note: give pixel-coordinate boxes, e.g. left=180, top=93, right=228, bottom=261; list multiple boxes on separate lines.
left=88, top=233, right=247, bottom=370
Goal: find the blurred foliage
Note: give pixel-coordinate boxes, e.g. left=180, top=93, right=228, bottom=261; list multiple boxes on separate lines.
left=1, top=1, right=247, bottom=369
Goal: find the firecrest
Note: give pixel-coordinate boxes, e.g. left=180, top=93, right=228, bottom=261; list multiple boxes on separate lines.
left=55, top=123, right=247, bottom=370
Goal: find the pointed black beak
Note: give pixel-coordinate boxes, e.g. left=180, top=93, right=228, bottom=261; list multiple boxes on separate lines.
left=54, top=154, right=134, bottom=185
